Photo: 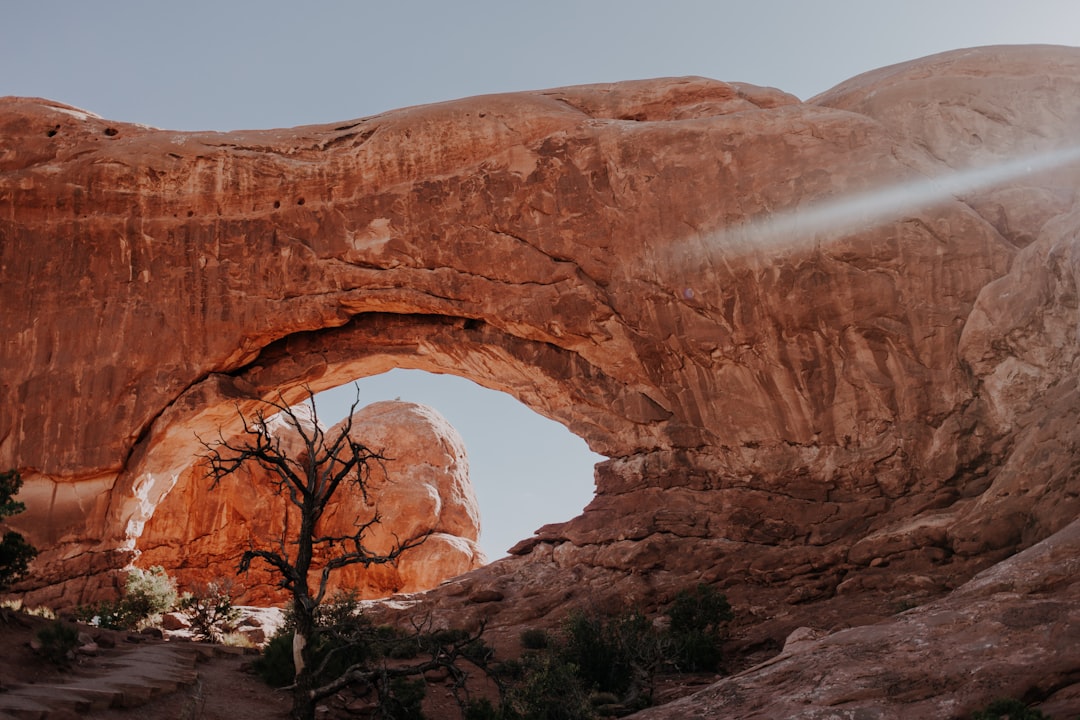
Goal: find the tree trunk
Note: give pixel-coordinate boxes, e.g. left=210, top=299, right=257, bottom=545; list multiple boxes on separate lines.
left=291, top=600, right=317, bottom=720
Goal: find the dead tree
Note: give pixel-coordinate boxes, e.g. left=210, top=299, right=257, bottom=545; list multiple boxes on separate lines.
left=201, top=388, right=427, bottom=720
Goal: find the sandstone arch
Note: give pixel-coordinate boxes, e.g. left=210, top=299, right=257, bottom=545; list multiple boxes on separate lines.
left=2, top=45, right=1080, bottom=635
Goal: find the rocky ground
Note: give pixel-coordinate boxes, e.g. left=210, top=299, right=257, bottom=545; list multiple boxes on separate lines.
left=0, top=611, right=290, bottom=720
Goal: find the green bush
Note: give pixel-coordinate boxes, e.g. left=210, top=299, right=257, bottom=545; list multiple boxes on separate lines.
left=253, top=632, right=296, bottom=687
left=75, top=565, right=179, bottom=631
left=0, top=469, right=38, bottom=591
left=664, top=583, right=732, bottom=672
left=35, top=621, right=80, bottom=668
left=496, top=585, right=733, bottom=717
left=970, top=698, right=1050, bottom=720
left=561, top=607, right=664, bottom=704
left=562, top=610, right=631, bottom=697
left=257, top=593, right=386, bottom=689
left=505, top=652, right=594, bottom=720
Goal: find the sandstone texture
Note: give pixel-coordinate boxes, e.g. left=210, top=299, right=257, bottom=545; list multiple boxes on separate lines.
left=136, top=400, right=485, bottom=603
left=2, top=44, right=1080, bottom=717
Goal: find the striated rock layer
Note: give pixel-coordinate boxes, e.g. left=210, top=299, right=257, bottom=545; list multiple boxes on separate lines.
left=136, top=400, right=486, bottom=603
left=2, top=44, right=1080, bottom=716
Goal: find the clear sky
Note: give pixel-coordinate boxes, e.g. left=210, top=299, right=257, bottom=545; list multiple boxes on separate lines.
left=2, top=1, right=1077, bottom=559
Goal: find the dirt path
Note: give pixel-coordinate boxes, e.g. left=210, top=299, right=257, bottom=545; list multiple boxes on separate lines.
left=80, top=650, right=292, bottom=720
left=0, top=613, right=291, bottom=720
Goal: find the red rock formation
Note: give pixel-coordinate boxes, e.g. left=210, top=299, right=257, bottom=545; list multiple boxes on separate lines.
left=627, top=517, right=1080, bottom=720
left=2, top=44, right=1080, bottom=716
left=136, top=400, right=485, bottom=603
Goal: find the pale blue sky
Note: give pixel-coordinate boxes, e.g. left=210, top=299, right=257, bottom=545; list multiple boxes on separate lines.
left=3, top=1, right=1077, bottom=558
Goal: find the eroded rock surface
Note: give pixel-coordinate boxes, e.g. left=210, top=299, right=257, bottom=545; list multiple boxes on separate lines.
left=626, top=517, right=1080, bottom=720
left=2, top=44, right=1080, bottom=717
left=136, top=400, right=485, bottom=603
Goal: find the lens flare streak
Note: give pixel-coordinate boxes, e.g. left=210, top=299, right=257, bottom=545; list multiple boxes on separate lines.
left=712, top=144, right=1080, bottom=250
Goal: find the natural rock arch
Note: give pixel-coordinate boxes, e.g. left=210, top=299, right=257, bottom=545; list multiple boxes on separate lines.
left=2, top=44, right=1080, bottom=637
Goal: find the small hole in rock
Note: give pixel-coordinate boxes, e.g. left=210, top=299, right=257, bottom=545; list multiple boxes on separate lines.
left=187, top=210, right=194, bottom=217
left=297, top=198, right=305, bottom=206
left=273, top=200, right=281, bottom=209
left=46, top=125, right=59, bottom=138
left=104, top=127, right=119, bottom=137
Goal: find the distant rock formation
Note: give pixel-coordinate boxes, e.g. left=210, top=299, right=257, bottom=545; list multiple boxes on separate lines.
left=2, top=43, right=1080, bottom=717
left=137, top=400, right=485, bottom=603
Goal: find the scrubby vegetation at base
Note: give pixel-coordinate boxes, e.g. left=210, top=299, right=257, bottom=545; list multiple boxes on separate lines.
left=498, top=583, right=733, bottom=718
left=250, top=584, right=735, bottom=719
left=253, top=590, right=499, bottom=718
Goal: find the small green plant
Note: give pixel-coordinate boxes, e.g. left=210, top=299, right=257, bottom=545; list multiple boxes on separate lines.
left=0, top=469, right=38, bottom=591
left=179, top=580, right=240, bottom=642
left=35, top=621, right=80, bottom=668
left=664, top=583, right=732, bottom=672
left=970, top=698, right=1051, bottom=720
left=75, top=565, right=179, bottom=630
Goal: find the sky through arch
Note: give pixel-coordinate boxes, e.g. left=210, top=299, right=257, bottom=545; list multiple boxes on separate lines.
left=314, top=370, right=602, bottom=560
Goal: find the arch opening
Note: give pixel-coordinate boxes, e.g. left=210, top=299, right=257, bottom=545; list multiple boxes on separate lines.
left=126, top=321, right=615, bottom=604
left=313, top=368, right=604, bottom=561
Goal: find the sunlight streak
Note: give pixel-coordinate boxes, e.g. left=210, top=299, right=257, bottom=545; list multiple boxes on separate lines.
left=709, top=143, right=1080, bottom=252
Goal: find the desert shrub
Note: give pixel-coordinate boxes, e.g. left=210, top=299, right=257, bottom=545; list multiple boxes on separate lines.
left=520, top=628, right=551, bottom=651
left=561, top=607, right=663, bottom=703
left=463, top=697, right=503, bottom=720
left=0, top=469, right=38, bottom=591
left=498, top=585, right=733, bottom=717
left=74, top=599, right=133, bottom=631
left=258, top=592, right=389, bottom=689
left=126, top=565, right=179, bottom=614
left=664, top=583, right=732, bottom=672
left=76, top=565, right=178, bottom=631
left=35, top=621, right=80, bottom=667
left=378, top=676, right=427, bottom=720
left=562, top=610, right=629, bottom=696
left=970, top=698, right=1050, bottom=719
left=504, top=651, right=594, bottom=720
left=179, top=580, right=240, bottom=642
left=253, top=632, right=296, bottom=687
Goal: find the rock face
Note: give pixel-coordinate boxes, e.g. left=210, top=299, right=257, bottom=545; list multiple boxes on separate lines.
left=2, top=44, right=1080, bottom=716
left=136, top=400, right=486, bottom=603
left=627, top=517, right=1080, bottom=720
